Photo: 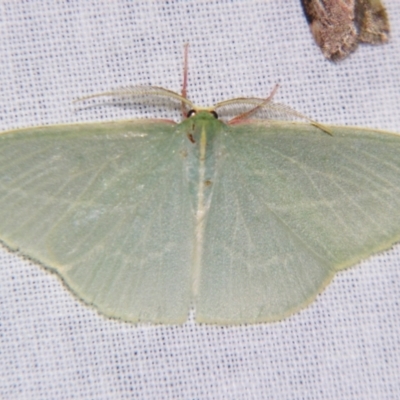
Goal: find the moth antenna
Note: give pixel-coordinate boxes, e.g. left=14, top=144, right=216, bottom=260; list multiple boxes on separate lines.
left=228, top=84, right=279, bottom=124
left=181, top=43, right=190, bottom=118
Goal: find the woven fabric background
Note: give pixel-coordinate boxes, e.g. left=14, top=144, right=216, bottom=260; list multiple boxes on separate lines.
left=1, top=1, right=399, bottom=399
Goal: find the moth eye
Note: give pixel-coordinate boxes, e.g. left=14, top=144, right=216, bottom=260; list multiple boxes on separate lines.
left=210, top=110, right=218, bottom=119
left=187, top=109, right=196, bottom=118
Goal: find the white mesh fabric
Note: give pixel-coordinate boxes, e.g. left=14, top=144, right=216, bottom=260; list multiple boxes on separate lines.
left=0, top=1, right=399, bottom=399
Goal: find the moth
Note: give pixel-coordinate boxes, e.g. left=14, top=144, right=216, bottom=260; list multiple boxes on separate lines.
left=301, top=0, right=390, bottom=60
left=1, top=46, right=399, bottom=324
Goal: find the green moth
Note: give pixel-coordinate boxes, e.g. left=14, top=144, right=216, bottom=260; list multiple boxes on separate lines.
left=1, top=62, right=400, bottom=324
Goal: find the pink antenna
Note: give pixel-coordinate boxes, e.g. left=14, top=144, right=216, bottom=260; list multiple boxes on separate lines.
left=229, top=84, right=279, bottom=125
left=181, top=43, right=189, bottom=118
